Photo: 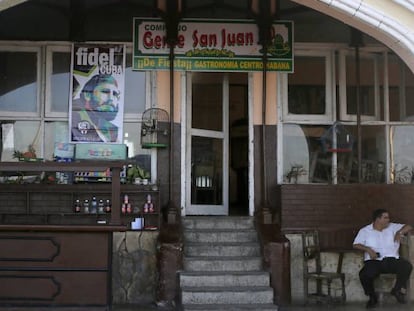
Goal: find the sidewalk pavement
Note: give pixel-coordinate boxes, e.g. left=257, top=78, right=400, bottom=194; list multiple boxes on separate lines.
left=113, top=301, right=414, bottom=310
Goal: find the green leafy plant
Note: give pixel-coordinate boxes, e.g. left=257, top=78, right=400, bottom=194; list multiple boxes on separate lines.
left=13, top=144, right=37, bottom=161
left=127, top=165, right=150, bottom=183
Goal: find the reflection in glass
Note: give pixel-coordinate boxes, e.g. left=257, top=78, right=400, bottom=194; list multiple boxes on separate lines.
left=51, top=52, right=71, bottom=113
left=125, top=54, right=146, bottom=114
left=192, top=73, right=223, bottom=131
left=346, top=55, right=377, bottom=116
left=45, top=121, right=69, bottom=160
left=283, top=124, right=330, bottom=184
left=191, top=136, right=222, bottom=204
left=288, top=56, right=326, bottom=114
left=123, top=122, right=151, bottom=158
left=282, top=124, right=386, bottom=184
left=0, top=51, right=38, bottom=112
left=390, top=126, right=414, bottom=184
left=0, top=121, right=41, bottom=161
left=388, top=56, right=414, bottom=121
left=344, top=125, right=385, bottom=183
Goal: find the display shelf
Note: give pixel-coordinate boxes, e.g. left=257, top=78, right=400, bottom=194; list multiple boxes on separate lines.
left=0, top=161, right=160, bottom=230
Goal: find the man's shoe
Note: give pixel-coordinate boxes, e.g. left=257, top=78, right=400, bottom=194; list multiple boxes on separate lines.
left=391, top=289, right=406, bottom=304
left=366, top=294, right=378, bottom=309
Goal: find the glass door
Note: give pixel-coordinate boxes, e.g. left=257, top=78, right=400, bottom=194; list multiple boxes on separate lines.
left=186, top=72, right=229, bottom=215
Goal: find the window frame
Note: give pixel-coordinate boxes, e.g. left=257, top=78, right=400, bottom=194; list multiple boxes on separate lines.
left=279, top=45, right=399, bottom=185
left=282, top=48, right=334, bottom=122
left=123, top=45, right=150, bottom=121
left=0, top=41, right=155, bottom=171
left=45, top=44, right=72, bottom=118
left=0, top=44, right=42, bottom=118
left=338, top=49, right=382, bottom=121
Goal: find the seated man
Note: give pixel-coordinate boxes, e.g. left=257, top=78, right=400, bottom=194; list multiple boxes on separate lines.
left=353, top=208, right=413, bottom=308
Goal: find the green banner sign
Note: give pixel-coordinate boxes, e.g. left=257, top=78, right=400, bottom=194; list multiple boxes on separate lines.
left=133, top=18, right=294, bottom=72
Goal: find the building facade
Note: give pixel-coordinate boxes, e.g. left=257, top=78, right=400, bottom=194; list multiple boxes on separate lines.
left=1, top=0, right=414, bottom=306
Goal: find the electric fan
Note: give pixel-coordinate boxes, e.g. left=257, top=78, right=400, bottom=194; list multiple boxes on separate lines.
left=140, top=108, right=169, bottom=148
left=320, top=122, right=354, bottom=153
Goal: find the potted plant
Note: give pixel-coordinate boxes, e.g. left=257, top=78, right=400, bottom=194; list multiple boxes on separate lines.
left=13, top=144, right=38, bottom=161
left=127, top=165, right=150, bottom=185
left=286, top=164, right=307, bottom=184
left=138, top=166, right=150, bottom=185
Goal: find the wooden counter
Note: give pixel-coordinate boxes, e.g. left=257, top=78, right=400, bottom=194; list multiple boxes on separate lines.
left=0, top=162, right=135, bottom=310
left=0, top=226, right=126, bottom=310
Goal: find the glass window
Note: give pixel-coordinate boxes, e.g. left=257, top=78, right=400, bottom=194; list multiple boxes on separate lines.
left=340, top=51, right=381, bottom=121
left=360, top=125, right=386, bottom=183
left=346, top=56, right=376, bottom=116
left=44, top=121, right=69, bottom=160
left=122, top=52, right=151, bottom=176
left=192, top=73, right=223, bottom=131
left=0, top=50, right=39, bottom=114
left=282, top=47, right=413, bottom=185
left=0, top=121, right=41, bottom=161
left=124, top=53, right=146, bottom=115
left=123, top=122, right=151, bottom=158
left=288, top=56, right=326, bottom=115
left=191, top=135, right=223, bottom=205
left=283, top=124, right=332, bottom=184
left=389, top=56, right=414, bottom=121
left=390, top=125, right=414, bottom=184
left=282, top=124, right=386, bottom=184
left=49, top=51, right=71, bottom=114
left=123, top=122, right=152, bottom=180
left=0, top=43, right=156, bottom=182
left=283, top=51, right=333, bottom=122
left=343, top=125, right=386, bottom=183
left=404, top=66, right=414, bottom=118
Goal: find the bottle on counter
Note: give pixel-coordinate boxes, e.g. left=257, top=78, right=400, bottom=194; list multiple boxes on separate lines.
left=98, top=199, right=105, bottom=214
left=124, top=195, right=132, bottom=214
left=74, top=199, right=81, bottom=213
left=104, top=199, right=111, bottom=213
left=121, top=194, right=128, bottom=214
left=83, top=199, right=90, bottom=213
left=90, top=196, right=97, bottom=214
left=143, top=194, right=154, bottom=213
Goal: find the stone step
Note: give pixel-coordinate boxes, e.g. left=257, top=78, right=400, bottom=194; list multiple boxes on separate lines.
left=185, top=242, right=261, bottom=257
left=183, top=256, right=262, bottom=272
left=182, top=303, right=278, bottom=311
left=182, top=216, right=254, bottom=230
left=179, top=216, right=277, bottom=311
left=184, top=229, right=258, bottom=243
left=180, top=271, right=270, bottom=287
left=181, top=286, right=274, bottom=305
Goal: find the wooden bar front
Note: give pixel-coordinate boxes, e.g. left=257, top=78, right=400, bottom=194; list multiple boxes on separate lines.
left=0, top=226, right=124, bottom=310
left=0, top=162, right=131, bottom=310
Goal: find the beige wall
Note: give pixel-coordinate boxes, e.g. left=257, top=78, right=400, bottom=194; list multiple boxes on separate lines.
left=156, top=71, right=181, bottom=123
left=252, top=72, right=277, bottom=126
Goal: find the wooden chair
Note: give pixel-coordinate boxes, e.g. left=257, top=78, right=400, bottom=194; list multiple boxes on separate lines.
left=301, top=230, right=346, bottom=304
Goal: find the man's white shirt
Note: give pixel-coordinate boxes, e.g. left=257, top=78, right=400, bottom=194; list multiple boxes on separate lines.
left=353, top=222, right=404, bottom=261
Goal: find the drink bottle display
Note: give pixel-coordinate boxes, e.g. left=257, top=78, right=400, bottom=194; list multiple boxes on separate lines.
left=83, top=199, right=90, bottom=213
left=90, top=196, right=97, bottom=214
left=74, top=199, right=81, bottom=213
left=105, top=199, right=111, bottom=213
left=98, top=199, right=104, bottom=213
